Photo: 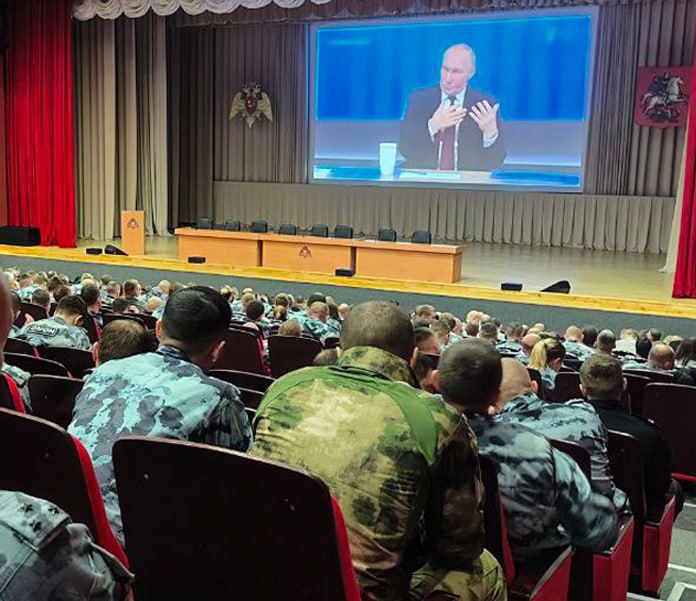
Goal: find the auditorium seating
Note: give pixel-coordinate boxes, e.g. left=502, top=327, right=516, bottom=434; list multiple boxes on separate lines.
left=268, top=335, right=322, bottom=378
left=526, top=367, right=545, bottom=400
left=113, top=436, right=361, bottom=601
left=39, top=346, right=94, bottom=379
left=643, top=383, right=696, bottom=482
left=4, top=336, right=39, bottom=356
left=606, top=429, right=676, bottom=595
left=29, top=375, right=85, bottom=429
left=208, top=369, right=274, bottom=392
left=20, top=301, right=49, bottom=322
left=623, top=368, right=674, bottom=384
left=479, top=453, right=574, bottom=601
left=623, top=373, right=651, bottom=417
left=552, top=371, right=582, bottom=403
left=0, top=374, right=26, bottom=412
left=0, top=409, right=127, bottom=565
left=549, top=439, right=634, bottom=601
left=81, top=312, right=102, bottom=343
left=214, top=328, right=266, bottom=374
left=4, top=352, right=70, bottom=377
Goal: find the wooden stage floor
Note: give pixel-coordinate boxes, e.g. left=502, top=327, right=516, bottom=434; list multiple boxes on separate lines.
left=0, top=236, right=694, bottom=320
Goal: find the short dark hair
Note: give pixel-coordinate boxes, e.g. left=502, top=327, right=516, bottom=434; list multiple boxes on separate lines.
left=675, top=337, right=696, bottom=364
left=580, top=354, right=623, bottom=400
left=98, top=319, right=153, bottom=363
left=56, top=295, right=87, bottom=317
left=47, top=276, right=62, bottom=292
left=31, top=289, right=50, bottom=308
left=340, top=301, right=414, bottom=360
left=80, top=283, right=100, bottom=307
left=648, top=328, right=662, bottom=342
left=307, top=293, right=327, bottom=307
left=53, top=285, right=71, bottom=303
left=582, top=326, right=598, bottom=347
left=246, top=300, right=264, bottom=321
left=636, top=337, right=652, bottom=359
left=123, top=279, right=140, bottom=297
left=111, top=298, right=131, bottom=313
left=414, top=327, right=436, bottom=349
left=161, top=286, right=231, bottom=353
left=438, top=339, right=502, bottom=412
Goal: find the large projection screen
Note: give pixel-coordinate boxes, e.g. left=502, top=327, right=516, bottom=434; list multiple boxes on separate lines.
left=309, top=9, right=598, bottom=192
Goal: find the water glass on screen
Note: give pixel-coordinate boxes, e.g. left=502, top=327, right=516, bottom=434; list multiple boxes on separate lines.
left=379, top=143, right=398, bottom=177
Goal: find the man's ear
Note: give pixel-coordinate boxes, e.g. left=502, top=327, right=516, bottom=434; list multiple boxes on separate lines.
left=579, top=383, right=586, bottom=397
left=210, top=340, right=225, bottom=364
left=622, top=377, right=628, bottom=392
left=92, top=342, right=100, bottom=366
left=431, top=369, right=440, bottom=393
left=531, top=380, right=539, bottom=395
left=409, top=346, right=419, bottom=369
left=155, top=320, right=162, bottom=340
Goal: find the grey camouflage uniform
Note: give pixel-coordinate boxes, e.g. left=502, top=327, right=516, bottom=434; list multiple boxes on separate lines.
left=18, top=316, right=91, bottom=351
left=1, top=362, right=31, bottom=410
left=495, top=340, right=522, bottom=354
left=0, top=490, right=133, bottom=600
left=17, top=286, right=36, bottom=301
left=563, top=340, right=595, bottom=361
left=499, top=391, right=629, bottom=512
left=469, top=413, right=619, bottom=561
left=68, top=344, right=253, bottom=544
left=300, top=315, right=339, bottom=344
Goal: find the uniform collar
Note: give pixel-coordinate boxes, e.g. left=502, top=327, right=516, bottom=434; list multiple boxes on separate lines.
left=338, top=346, right=417, bottom=386
left=156, top=344, right=192, bottom=363
left=500, top=390, right=542, bottom=415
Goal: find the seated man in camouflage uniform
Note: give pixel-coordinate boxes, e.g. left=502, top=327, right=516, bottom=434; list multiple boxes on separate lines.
left=18, top=295, right=92, bottom=351
left=0, top=490, right=133, bottom=601
left=0, top=283, right=31, bottom=409
left=69, top=286, right=253, bottom=544
left=437, top=340, right=619, bottom=562
left=562, top=325, right=595, bottom=361
left=253, top=301, right=506, bottom=601
left=300, top=301, right=340, bottom=345
left=497, top=358, right=628, bottom=512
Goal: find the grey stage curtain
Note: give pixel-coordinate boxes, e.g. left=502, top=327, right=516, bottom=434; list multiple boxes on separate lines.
left=74, top=15, right=168, bottom=240
left=213, top=24, right=307, bottom=184
left=214, top=182, right=675, bottom=253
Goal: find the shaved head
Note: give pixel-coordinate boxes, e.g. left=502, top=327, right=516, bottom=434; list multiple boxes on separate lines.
left=564, top=326, right=582, bottom=341
left=521, top=333, right=540, bottom=354
left=340, top=301, right=414, bottom=360
left=499, top=358, right=534, bottom=406
left=649, top=343, right=675, bottom=370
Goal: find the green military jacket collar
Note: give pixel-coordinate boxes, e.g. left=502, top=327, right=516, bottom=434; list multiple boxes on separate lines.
left=338, top=346, right=417, bottom=387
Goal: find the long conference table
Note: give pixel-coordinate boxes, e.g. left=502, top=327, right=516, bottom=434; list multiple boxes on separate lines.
left=174, top=227, right=465, bottom=283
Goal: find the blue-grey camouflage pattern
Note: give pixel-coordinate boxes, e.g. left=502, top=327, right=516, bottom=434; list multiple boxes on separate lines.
left=88, top=310, right=103, bottom=329
left=496, top=340, right=522, bottom=354
left=300, top=316, right=339, bottom=345
left=621, top=360, right=671, bottom=372
left=1, top=362, right=31, bottom=411
left=500, top=392, right=629, bottom=512
left=514, top=350, right=529, bottom=365
left=538, top=366, right=558, bottom=398
left=0, top=490, right=133, bottom=600
left=68, top=344, right=253, bottom=544
left=124, top=295, right=146, bottom=311
left=17, top=286, right=36, bottom=301
left=469, top=413, right=619, bottom=561
left=19, top=316, right=92, bottom=351
left=8, top=324, right=19, bottom=339
left=563, top=340, right=595, bottom=361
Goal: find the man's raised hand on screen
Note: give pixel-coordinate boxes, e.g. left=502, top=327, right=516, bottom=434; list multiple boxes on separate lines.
left=428, top=102, right=467, bottom=136
left=469, top=101, right=499, bottom=139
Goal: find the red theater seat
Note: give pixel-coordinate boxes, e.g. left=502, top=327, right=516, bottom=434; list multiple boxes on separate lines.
left=479, top=454, right=574, bottom=601
left=4, top=352, right=70, bottom=377
left=268, top=335, right=322, bottom=378
left=553, top=372, right=582, bottom=403
left=4, top=337, right=39, bottom=357
left=607, top=429, right=675, bottom=595
left=39, top=346, right=95, bottom=379
left=0, top=409, right=127, bottom=565
left=214, top=328, right=266, bottom=374
left=0, top=373, right=26, bottom=412
left=113, top=436, right=361, bottom=601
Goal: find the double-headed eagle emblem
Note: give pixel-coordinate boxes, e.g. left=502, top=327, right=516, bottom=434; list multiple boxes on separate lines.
left=229, top=82, right=273, bottom=128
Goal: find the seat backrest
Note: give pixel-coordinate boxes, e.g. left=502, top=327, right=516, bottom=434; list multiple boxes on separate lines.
left=311, top=224, right=329, bottom=237
left=526, top=367, right=545, bottom=400
left=334, top=224, right=353, bottom=239
left=624, top=373, right=653, bottom=417
left=377, top=228, right=397, bottom=242
left=224, top=219, right=241, bottom=232
left=113, top=436, right=353, bottom=601
left=208, top=369, right=274, bottom=392
left=643, top=383, right=696, bottom=480
left=39, top=347, right=95, bottom=379
left=238, top=387, right=264, bottom=410
left=28, top=375, right=85, bottom=429
left=81, top=314, right=101, bottom=344
left=4, top=352, right=70, bottom=377
left=138, top=313, right=158, bottom=330
left=554, top=371, right=582, bottom=403
left=411, top=230, right=432, bottom=244
left=0, top=408, right=126, bottom=564
left=0, top=374, right=26, bottom=412
left=213, top=329, right=265, bottom=374
left=268, top=335, right=323, bottom=378
left=279, top=223, right=297, bottom=235
left=479, top=454, right=517, bottom=582
left=196, top=217, right=213, bottom=229
left=623, top=369, right=674, bottom=385
left=21, top=301, right=49, bottom=322
left=4, top=337, right=38, bottom=356
left=550, top=438, right=591, bottom=479
left=250, top=220, right=268, bottom=233
left=606, top=429, right=647, bottom=521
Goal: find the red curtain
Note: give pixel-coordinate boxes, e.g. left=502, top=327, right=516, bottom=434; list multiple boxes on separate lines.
left=3, top=0, right=76, bottom=247
left=672, top=45, right=696, bottom=296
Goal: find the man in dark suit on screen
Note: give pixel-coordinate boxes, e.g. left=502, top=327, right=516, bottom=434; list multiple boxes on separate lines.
left=399, top=44, right=506, bottom=171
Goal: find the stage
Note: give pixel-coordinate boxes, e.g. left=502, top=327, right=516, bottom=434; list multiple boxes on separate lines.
left=0, top=236, right=695, bottom=333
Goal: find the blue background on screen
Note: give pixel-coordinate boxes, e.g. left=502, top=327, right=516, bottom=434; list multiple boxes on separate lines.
left=315, top=15, right=592, bottom=121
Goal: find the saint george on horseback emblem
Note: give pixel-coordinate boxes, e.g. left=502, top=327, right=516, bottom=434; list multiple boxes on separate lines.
left=230, top=82, right=273, bottom=128
left=634, top=67, right=690, bottom=127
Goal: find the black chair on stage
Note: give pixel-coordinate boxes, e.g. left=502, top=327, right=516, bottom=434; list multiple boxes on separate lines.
left=250, top=220, right=268, bottom=233
left=411, top=230, right=432, bottom=244
left=279, top=223, right=297, bottom=235
left=378, top=228, right=397, bottom=242
left=224, top=219, right=242, bottom=232
left=310, top=224, right=329, bottom=238
left=333, top=225, right=353, bottom=239
left=196, top=217, right=213, bottom=230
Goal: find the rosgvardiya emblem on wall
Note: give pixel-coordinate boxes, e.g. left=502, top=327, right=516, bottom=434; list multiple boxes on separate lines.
left=299, top=245, right=312, bottom=259
left=126, top=218, right=139, bottom=230
left=229, top=82, right=273, bottom=128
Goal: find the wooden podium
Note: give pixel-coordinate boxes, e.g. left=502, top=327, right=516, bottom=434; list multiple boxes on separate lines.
left=121, top=211, right=145, bottom=255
